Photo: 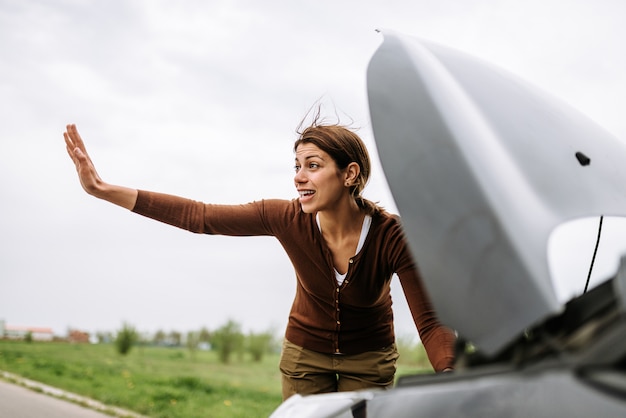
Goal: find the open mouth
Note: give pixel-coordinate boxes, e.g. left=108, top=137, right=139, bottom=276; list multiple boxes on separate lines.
left=298, top=190, right=315, bottom=199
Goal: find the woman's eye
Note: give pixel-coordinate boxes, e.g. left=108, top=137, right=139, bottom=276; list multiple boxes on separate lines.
left=294, top=162, right=319, bottom=172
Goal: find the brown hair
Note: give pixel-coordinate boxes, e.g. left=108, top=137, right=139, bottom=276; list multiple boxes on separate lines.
left=294, top=110, right=382, bottom=215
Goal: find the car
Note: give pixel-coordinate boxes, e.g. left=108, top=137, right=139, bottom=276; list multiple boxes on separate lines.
left=270, top=30, right=626, bottom=417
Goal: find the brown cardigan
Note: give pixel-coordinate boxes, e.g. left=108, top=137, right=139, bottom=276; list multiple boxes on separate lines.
left=133, top=190, right=455, bottom=371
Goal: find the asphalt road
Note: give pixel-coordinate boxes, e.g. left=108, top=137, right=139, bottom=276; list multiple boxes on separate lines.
left=0, top=379, right=118, bottom=418
left=0, top=374, right=148, bottom=418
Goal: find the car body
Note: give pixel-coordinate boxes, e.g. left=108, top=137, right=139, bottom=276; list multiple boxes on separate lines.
left=271, top=30, right=626, bottom=417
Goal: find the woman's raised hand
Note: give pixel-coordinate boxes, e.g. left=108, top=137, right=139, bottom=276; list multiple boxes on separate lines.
left=64, top=124, right=138, bottom=210
left=64, top=124, right=104, bottom=197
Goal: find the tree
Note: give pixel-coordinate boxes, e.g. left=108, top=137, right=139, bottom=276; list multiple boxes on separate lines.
left=198, top=327, right=211, bottom=344
left=211, top=320, right=244, bottom=364
left=153, top=329, right=167, bottom=346
left=186, top=331, right=200, bottom=360
left=246, top=331, right=274, bottom=362
left=168, top=330, right=182, bottom=347
left=115, top=322, right=138, bottom=355
left=95, top=331, right=113, bottom=344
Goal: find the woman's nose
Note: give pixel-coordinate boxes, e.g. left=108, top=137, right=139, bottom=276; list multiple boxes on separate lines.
left=294, top=170, right=306, bottom=184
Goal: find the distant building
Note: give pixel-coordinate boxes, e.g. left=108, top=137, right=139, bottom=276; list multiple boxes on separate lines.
left=0, top=319, right=54, bottom=341
left=68, top=329, right=90, bottom=343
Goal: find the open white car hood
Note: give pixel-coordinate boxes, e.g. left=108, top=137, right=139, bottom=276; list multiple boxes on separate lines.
left=367, top=30, right=626, bottom=355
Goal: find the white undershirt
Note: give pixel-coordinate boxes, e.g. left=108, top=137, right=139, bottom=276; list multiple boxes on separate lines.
left=316, top=213, right=372, bottom=285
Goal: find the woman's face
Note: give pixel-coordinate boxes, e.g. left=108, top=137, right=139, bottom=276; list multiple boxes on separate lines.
left=294, top=143, right=348, bottom=214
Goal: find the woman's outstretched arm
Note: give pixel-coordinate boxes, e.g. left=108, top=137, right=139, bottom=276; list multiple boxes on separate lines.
left=64, top=124, right=138, bottom=210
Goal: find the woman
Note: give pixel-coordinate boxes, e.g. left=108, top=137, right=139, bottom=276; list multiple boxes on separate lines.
left=64, top=116, right=455, bottom=400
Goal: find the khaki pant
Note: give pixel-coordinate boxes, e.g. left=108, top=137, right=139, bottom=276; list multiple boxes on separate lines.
left=279, top=339, right=399, bottom=400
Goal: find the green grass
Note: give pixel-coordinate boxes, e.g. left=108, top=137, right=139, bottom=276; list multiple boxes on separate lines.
left=0, top=339, right=431, bottom=417
left=0, top=340, right=282, bottom=417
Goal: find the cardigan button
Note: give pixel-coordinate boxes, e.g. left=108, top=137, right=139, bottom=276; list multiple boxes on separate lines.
left=349, top=259, right=353, bottom=263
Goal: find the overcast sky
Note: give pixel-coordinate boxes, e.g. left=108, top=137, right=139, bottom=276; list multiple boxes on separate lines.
left=2, top=0, right=626, bottom=340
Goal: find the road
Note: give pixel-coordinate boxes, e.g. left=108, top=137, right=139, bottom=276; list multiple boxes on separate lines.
left=0, top=379, right=116, bottom=418
left=0, top=376, right=145, bottom=418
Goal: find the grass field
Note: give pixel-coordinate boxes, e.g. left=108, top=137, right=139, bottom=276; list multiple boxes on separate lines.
left=0, top=339, right=431, bottom=417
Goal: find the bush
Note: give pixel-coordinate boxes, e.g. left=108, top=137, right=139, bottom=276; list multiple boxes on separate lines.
left=247, top=332, right=274, bottom=362
left=115, top=322, right=138, bottom=356
left=211, top=320, right=244, bottom=364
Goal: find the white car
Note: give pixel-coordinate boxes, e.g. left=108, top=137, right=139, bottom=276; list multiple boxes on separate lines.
left=271, top=30, right=626, bottom=417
